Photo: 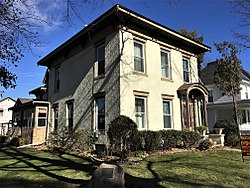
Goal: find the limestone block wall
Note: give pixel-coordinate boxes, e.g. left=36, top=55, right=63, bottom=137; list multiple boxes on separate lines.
left=32, top=127, right=46, bottom=145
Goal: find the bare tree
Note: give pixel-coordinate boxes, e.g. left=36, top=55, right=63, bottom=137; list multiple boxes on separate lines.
left=230, top=0, right=250, bottom=49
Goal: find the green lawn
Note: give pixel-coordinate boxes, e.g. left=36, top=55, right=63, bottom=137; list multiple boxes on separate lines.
left=125, top=150, right=250, bottom=188
left=0, top=145, right=98, bottom=188
left=0, top=146, right=250, bottom=188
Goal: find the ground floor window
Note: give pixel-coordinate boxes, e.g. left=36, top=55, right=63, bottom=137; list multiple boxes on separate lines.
left=67, top=102, right=74, bottom=131
left=135, top=96, right=146, bottom=129
left=163, top=100, right=172, bottom=128
left=53, top=105, right=58, bottom=131
left=37, top=108, right=47, bottom=127
left=241, top=109, right=250, bottom=124
left=95, top=97, right=105, bottom=130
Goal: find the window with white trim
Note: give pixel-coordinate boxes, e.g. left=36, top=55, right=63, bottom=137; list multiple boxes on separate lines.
left=67, top=102, right=74, bottom=131
left=37, top=108, right=47, bottom=127
left=134, top=41, right=145, bottom=72
left=95, top=97, right=105, bottom=130
left=161, top=50, right=170, bottom=78
left=208, top=90, right=213, bottom=102
left=183, top=58, right=190, bottom=82
left=163, top=100, right=172, bottom=128
left=135, top=97, right=146, bottom=129
left=96, top=44, right=105, bottom=76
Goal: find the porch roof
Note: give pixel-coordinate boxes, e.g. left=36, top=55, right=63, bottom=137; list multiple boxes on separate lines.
left=9, top=98, right=50, bottom=111
left=177, top=82, right=208, bottom=96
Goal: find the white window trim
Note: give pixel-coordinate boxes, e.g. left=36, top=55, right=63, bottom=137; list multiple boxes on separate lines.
left=160, top=49, right=170, bottom=79
left=94, top=97, right=105, bottom=131
left=135, top=96, right=147, bottom=129
left=183, top=58, right=190, bottom=83
left=163, top=99, right=172, bottom=129
left=95, top=43, right=105, bottom=78
left=133, top=40, right=145, bottom=73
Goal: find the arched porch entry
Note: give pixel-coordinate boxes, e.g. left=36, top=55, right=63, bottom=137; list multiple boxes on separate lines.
left=178, top=83, right=208, bottom=131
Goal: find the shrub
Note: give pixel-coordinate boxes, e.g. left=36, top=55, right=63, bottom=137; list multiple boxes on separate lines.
left=181, top=130, right=201, bottom=149
left=140, top=130, right=162, bottom=151
left=48, top=125, right=96, bottom=153
left=226, top=134, right=240, bottom=147
left=107, top=115, right=138, bottom=154
left=10, top=137, right=24, bottom=147
left=160, top=130, right=182, bottom=150
left=214, top=119, right=239, bottom=146
left=198, top=139, right=212, bottom=151
left=0, top=136, right=10, bottom=143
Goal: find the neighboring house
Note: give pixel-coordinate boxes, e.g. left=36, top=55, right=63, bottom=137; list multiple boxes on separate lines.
left=9, top=88, right=49, bottom=144
left=200, top=62, right=250, bottom=131
left=37, top=4, right=211, bottom=146
left=0, top=97, right=15, bottom=136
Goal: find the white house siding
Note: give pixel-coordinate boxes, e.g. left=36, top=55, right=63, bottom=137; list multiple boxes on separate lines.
left=47, top=28, right=121, bottom=143
left=119, top=30, right=199, bottom=131
left=0, top=98, right=15, bottom=124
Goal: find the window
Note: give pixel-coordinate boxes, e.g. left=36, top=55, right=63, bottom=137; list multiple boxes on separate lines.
left=67, top=102, right=74, bottom=131
left=37, top=108, right=47, bottom=127
left=53, top=105, right=58, bottom=131
left=163, top=100, right=172, bottom=128
left=97, top=44, right=105, bottom=76
left=95, top=97, right=105, bottom=130
left=134, top=41, right=145, bottom=72
left=54, top=66, right=60, bottom=92
left=135, top=97, right=146, bottom=129
left=183, top=58, right=190, bottom=82
left=161, top=50, right=170, bottom=78
left=208, top=90, right=213, bottom=102
left=0, top=110, right=3, bottom=117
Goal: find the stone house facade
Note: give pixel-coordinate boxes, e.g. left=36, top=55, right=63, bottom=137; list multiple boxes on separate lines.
left=37, top=4, right=211, bottom=144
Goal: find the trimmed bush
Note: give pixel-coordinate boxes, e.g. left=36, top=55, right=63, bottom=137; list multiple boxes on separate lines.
left=107, top=115, right=138, bottom=154
left=0, top=136, right=10, bottom=143
left=140, top=130, right=162, bottom=151
left=214, top=119, right=239, bottom=146
left=160, top=130, right=182, bottom=150
left=181, top=130, right=201, bottom=149
left=198, top=139, right=212, bottom=151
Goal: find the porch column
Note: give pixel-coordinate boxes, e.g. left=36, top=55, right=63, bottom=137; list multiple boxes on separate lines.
left=186, top=93, right=190, bottom=130
left=203, top=96, right=208, bottom=127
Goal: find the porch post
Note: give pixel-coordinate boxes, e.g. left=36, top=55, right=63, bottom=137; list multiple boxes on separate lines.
left=203, top=96, right=208, bottom=127
left=186, top=93, right=190, bottom=130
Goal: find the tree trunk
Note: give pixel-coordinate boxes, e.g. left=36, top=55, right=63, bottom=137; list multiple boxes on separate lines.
left=232, top=94, right=239, bottom=125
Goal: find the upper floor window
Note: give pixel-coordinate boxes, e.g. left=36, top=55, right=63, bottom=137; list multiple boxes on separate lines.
left=54, top=66, right=60, bottom=92
left=182, top=58, right=190, bottom=82
left=96, top=44, right=105, bottom=76
left=161, top=50, right=170, bottom=78
left=134, top=41, right=145, bottom=72
left=95, top=96, right=105, bottom=130
left=208, top=90, right=213, bottom=102
left=67, top=101, right=74, bottom=131
left=135, top=96, right=147, bottom=129
left=0, top=109, right=3, bottom=117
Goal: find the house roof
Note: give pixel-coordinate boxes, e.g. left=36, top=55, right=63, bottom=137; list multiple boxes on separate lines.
left=200, top=62, right=250, bottom=85
left=29, top=86, right=47, bottom=95
left=37, top=4, right=211, bottom=67
left=0, top=97, right=16, bottom=103
left=9, top=98, right=49, bottom=111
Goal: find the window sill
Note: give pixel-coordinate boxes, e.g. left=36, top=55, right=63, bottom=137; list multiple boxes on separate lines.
left=133, top=71, right=148, bottom=77
left=94, top=74, right=105, bottom=80
left=161, top=77, right=173, bottom=82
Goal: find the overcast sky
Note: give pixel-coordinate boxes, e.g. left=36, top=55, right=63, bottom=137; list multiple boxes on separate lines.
left=3, top=0, right=249, bottom=99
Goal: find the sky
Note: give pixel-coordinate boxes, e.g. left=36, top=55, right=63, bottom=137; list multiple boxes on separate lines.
left=3, top=0, right=249, bottom=99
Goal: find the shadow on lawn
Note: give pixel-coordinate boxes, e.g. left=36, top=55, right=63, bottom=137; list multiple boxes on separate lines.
left=0, top=146, right=99, bottom=187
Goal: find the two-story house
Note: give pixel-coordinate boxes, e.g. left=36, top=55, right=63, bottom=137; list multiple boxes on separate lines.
left=0, top=97, right=15, bottom=136
left=37, top=4, right=211, bottom=145
left=200, top=62, right=250, bottom=131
